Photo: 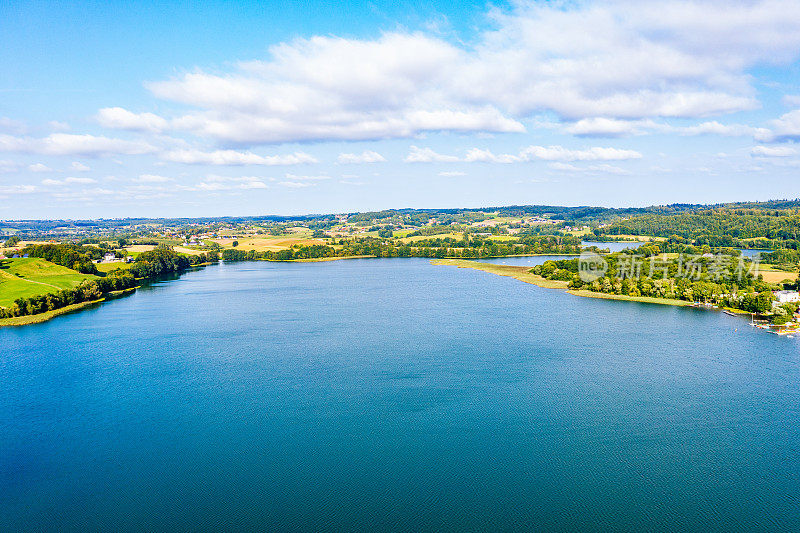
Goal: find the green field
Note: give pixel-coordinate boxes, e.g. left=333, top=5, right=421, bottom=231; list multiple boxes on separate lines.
left=0, top=258, right=98, bottom=307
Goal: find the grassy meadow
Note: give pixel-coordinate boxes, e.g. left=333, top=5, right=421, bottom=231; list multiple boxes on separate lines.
left=0, top=258, right=97, bottom=307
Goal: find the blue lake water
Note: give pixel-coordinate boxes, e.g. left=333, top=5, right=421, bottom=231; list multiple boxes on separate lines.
left=2, top=259, right=799, bottom=531
left=583, top=240, right=640, bottom=252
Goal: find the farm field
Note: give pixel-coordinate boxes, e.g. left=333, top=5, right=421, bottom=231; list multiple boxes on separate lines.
left=0, top=258, right=97, bottom=307
left=211, top=236, right=326, bottom=251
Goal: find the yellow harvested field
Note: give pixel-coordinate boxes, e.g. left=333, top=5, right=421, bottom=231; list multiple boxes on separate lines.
left=1, top=240, right=54, bottom=255
left=125, top=245, right=156, bottom=253
left=400, top=233, right=464, bottom=243
left=758, top=268, right=796, bottom=284
left=172, top=246, right=207, bottom=256
left=95, top=262, right=131, bottom=273
left=212, top=237, right=326, bottom=251
left=431, top=259, right=569, bottom=289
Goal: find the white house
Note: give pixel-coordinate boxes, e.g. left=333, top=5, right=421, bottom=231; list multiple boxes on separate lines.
left=774, top=290, right=800, bottom=303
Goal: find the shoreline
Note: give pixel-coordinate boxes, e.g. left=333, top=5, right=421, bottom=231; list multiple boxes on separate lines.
left=0, top=298, right=106, bottom=327
left=431, top=259, right=690, bottom=307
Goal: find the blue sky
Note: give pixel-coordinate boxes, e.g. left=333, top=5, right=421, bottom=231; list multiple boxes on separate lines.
left=2, top=0, right=800, bottom=219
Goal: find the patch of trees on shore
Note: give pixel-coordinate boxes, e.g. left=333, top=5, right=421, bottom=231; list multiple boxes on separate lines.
left=531, top=253, right=797, bottom=319
left=221, top=235, right=583, bottom=262
left=18, top=243, right=103, bottom=274
left=0, top=269, right=136, bottom=318
left=129, top=246, right=218, bottom=277
left=1, top=245, right=219, bottom=319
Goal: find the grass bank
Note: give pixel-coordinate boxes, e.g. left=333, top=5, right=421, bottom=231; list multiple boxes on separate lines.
left=0, top=299, right=105, bottom=327
left=566, top=289, right=689, bottom=306
left=430, top=259, right=568, bottom=289
left=432, top=259, right=689, bottom=307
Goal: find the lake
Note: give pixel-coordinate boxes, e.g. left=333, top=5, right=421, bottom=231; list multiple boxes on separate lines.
left=2, top=259, right=799, bottom=531
left=583, top=240, right=640, bottom=252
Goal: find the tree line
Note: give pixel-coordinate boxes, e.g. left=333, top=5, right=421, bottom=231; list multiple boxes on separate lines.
left=1, top=245, right=219, bottom=319
left=220, top=235, right=583, bottom=262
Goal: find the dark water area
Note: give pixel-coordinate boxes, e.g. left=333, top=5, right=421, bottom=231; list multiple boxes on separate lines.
left=2, top=259, right=799, bottom=531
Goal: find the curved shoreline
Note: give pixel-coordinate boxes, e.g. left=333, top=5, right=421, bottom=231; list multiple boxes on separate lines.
left=0, top=299, right=106, bottom=327
left=431, top=259, right=690, bottom=307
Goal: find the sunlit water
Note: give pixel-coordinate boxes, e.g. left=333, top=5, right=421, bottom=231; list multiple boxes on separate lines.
left=2, top=259, right=799, bottom=531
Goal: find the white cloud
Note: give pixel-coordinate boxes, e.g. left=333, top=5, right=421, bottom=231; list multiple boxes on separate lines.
left=679, top=121, right=766, bottom=137
left=0, top=133, right=157, bottom=156
left=564, top=118, right=763, bottom=138
left=279, top=181, right=313, bottom=188
left=42, top=176, right=98, bottom=186
left=565, top=118, right=655, bottom=137
left=96, top=107, right=169, bottom=133
left=438, top=171, right=466, bottom=177
left=0, top=117, right=26, bottom=134
left=0, top=184, right=36, bottom=194
left=337, top=150, right=387, bottom=164
left=522, top=145, right=642, bottom=161
left=406, top=144, right=641, bottom=163
left=137, top=174, right=172, bottom=183
left=71, top=161, right=91, bottom=171
left=760, top=109, right=800, bottom=142
left=196, top=175, right=269, bottom=191
left=28, top=163, right=53, bottom=172
left=404, top=146, right=460, bottom=163
left=751, top=145, right=797, bottom=157
left=284, top=173, right=331, bottom=181
left=548, top=162, right=632, bottom=175
left=161, top=149, right=317, bottom=165
left=463, top=148, right=523, bottom=163
left=782, top=95, right=800, bottom=107
left=108, top=1, right=800, bottom=145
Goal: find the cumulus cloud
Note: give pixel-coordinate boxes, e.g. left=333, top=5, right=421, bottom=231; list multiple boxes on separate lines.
left=28, top=163, right=53, bottom=172
left=0, top=184, right=36, bottom=195
left=549, top=162, right=632, bottom=175
left=105, top=1, right=800, bottom=145
left=564, top=118, right=765, bottom=138
left=760, top=109, right=800, bottom=142
left=161, top=149, right=317, bottom=165
left=284, top=173, right=331, bottom=181
left=407, top=144, right=642, bottom=163
left=565, top=118, right=657, bottom=138
left=96, top=107, right=169, bottom=133
left=42, top=176, right=98, bottom=186
left=751, top=145, right=797, bottom=157
left=0, top=133, right=157, bottom=156
left=679, top=121, right=767, bottom=137
left=404, top=146, right=461, bottom=163
left=71, top=161, right=91, bottom=171
left=48, top=121, right=70, bottom=132
left=137, top=174, right=172, bottom=183
left=196, top=175, right=269, bottom=190
left=337, top=150, right=386, bottom=164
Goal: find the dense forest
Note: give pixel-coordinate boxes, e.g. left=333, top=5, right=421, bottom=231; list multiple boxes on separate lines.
left=600, top=208, right=800, bottom=247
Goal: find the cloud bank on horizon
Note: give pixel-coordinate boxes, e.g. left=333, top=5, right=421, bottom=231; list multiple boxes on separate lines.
left=2, top=0, right=800, bottom=218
